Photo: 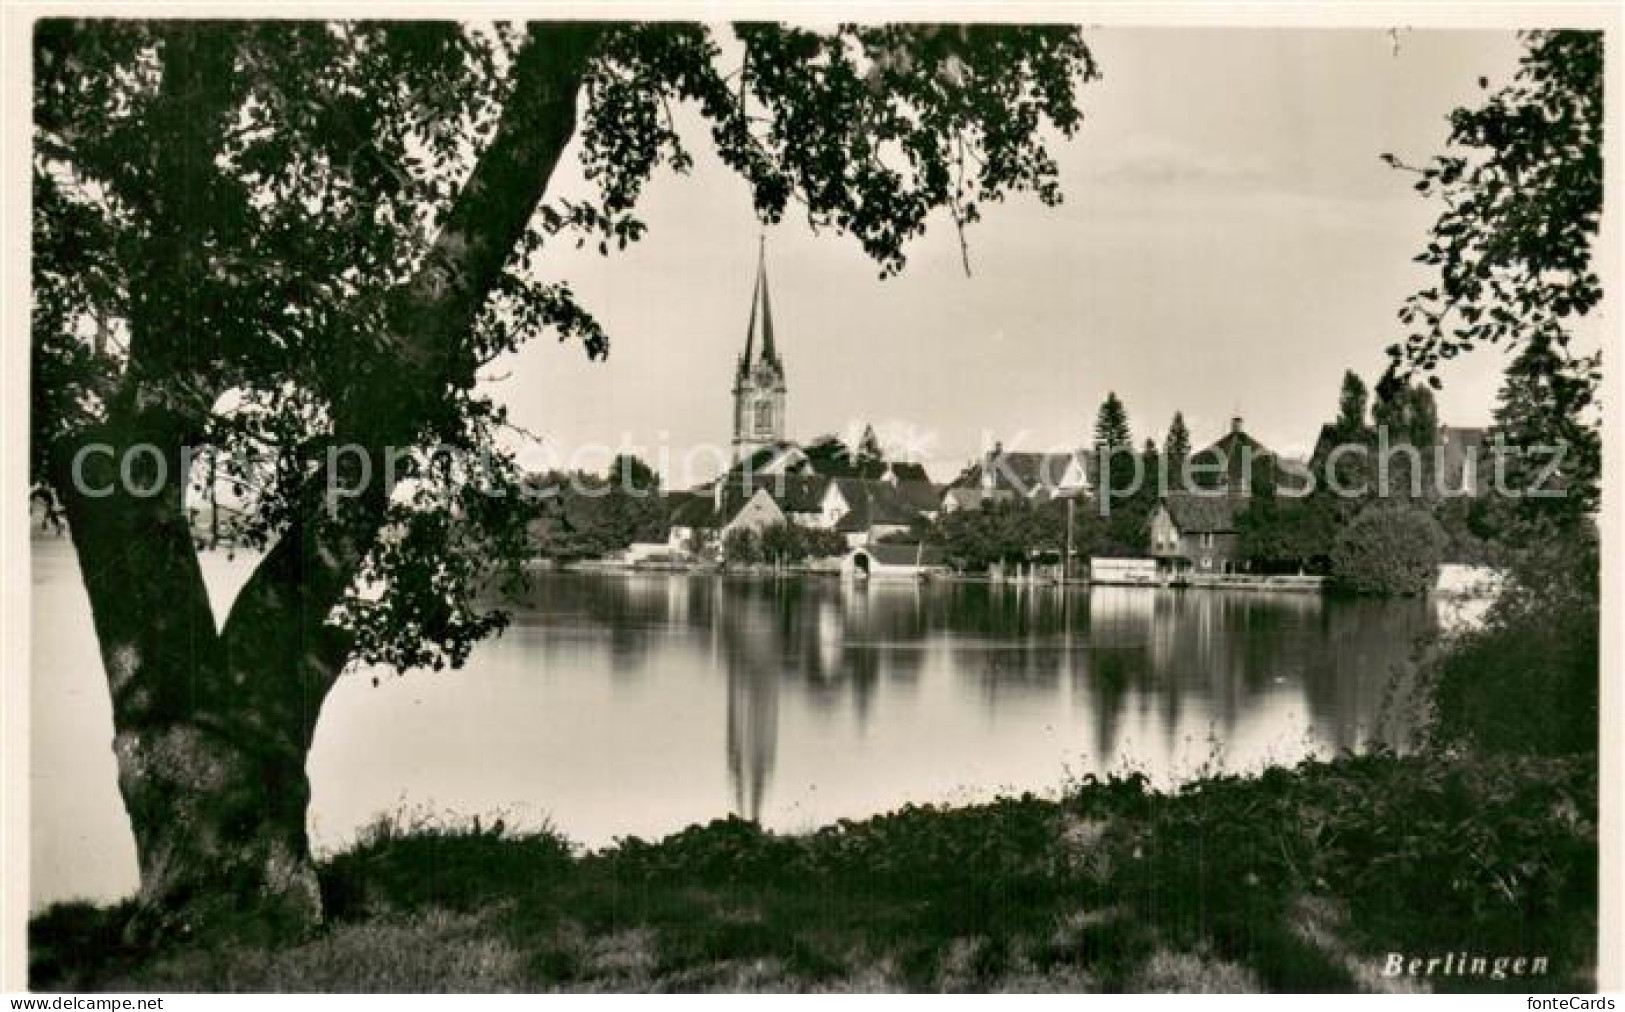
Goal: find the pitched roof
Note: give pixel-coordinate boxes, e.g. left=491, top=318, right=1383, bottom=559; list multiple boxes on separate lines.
left=952, top=449, right=1088, bottom=495
left=1189, top=423, right=1274, bottom=490
left=670, top=471, right=828, bottom=530
left=885, top=461, right=931, bottom=484
left=1192, top=429, right=1272, bottom=466
left=892, top=479, right=943, bottom=513
left=1160, top=492, right=1245, bottom=534
left=668, top=493, right=720, bottom=529
left=741, top=473, right=828, bottom=513
left=834, top=478, right=925, bottom=531
left=717, top=442, right=809, bottom=484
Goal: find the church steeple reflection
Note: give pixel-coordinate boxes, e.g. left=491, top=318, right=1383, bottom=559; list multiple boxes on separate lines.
left=726, top=659, right=778, bottom=822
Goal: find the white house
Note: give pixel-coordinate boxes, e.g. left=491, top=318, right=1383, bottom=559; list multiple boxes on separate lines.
left=723, top=488, right=787, bottom=540
left=665, top=486, right=787, bottom=555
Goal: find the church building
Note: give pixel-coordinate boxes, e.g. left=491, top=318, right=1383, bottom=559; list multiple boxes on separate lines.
left=661, top=240, right=944, bottom=558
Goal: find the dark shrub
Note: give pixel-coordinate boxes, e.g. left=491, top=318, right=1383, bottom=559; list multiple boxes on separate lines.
left=1429, top=524, right=1599, bottom=755
left=1330, top=502, right=1445, bottom=595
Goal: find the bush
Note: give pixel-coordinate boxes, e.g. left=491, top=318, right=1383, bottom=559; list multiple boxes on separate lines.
left=32, top=755, right=1599, bottom=992
left=1329, top=502, right=1445, bottom=595
left=754, top=522, right=848, bottom=564
left=1429, top=522, right=1599, bottom=755
left=1068, top=753, right=1597, bottom=987
left=722, top=527, right=760, bottom=565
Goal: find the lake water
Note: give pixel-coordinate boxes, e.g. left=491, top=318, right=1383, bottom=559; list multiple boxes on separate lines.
left=30, top=538, right=1433, bottom=909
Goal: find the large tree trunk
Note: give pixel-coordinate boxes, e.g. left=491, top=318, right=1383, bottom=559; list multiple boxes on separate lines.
left=54, top=428, right=340, bottom=942
left=111, top=714, right=322, bottom=942
left=46, top=24, right=605, bottom=941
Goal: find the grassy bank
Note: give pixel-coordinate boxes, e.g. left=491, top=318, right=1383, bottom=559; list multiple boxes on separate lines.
left=31, top=751, right=1596, bottom=993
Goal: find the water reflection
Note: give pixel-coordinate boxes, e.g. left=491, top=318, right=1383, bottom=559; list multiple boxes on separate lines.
left=512, top=574, right=1429, bottom=824
left=32, top=541, right=1433, bottom=907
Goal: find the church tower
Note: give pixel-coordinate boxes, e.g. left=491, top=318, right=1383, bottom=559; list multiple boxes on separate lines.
left=732, top=239, right=787, bottom=461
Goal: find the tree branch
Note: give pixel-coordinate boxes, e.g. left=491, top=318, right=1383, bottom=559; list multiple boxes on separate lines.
left=220, top=22, right=608, bottom=700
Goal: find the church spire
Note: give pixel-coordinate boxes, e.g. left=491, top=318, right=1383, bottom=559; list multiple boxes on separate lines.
left=742, top=234, right=778, bottom=371
left=732, top=234, right=787, bottom=461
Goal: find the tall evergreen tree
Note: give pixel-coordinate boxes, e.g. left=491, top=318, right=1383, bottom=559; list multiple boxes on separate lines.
left=1164, top=412, right=1190, bottom=463
left=1163, top=412, right=1190, bottom=490
left=854, top=423, right=886, bottom=478
left=1094, top=392, right=1131, bottom=449
left=1335, top=371, right=1369, bottom=436
left=1489, top=332, right=1600, bottom=519
left=1311, top=372, right=1377, bottom=522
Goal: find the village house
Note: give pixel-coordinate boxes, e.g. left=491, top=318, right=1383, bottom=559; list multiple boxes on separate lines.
left=829, top=478, right=934, bottom=546
left=842, top=541, right=950, bottom=580
left=1150, top=492, right=1246, bottom=574
left=673, top=472, right=941, bottom=553
left=666, top=482, right=789, bottom=555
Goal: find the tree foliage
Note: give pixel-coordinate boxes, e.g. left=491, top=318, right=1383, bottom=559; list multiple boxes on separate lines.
left=524, top=458, right=666, bottom=560
left=1373, top=381, right=1438, bottom=450
left=1237, top=493, right=1335, bottom=575
left=1329, top=502, right=1446, bottom=596
left=756, top=521, right=848, bottom=564
left=1093, top=391, right=1131, bottom=450
left=802, top=431, right=888, bottom=479
left=722, top=527, right=761, bottom=566
left=1087, top=392, right=1153, bottom=552
left=30, top=19, right=1099, bottom=932
left=1488, top=332, right=1601, bottom=522
left=855, top=424, right=884, bottom=467
left=1335, top=370, right=1369, bottom=434
left=935, top=498, right=1072, bottom=571
left=1384, top=30, right=1602, bottom=426
left=34, top=19, right=1097, bottom=674
left=1162, top=412, right=1190, bottom=475
left=1382, top=32, right=1601, bottom=761
left=1429, top=521, right=1598, bottom=756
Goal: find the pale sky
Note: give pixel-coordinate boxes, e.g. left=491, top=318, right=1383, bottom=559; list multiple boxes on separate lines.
left=490, top=26, right=1540, bottom=486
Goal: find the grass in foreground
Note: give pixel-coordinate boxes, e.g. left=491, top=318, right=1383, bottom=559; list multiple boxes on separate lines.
left=30, top=751, right=1597, bottom=993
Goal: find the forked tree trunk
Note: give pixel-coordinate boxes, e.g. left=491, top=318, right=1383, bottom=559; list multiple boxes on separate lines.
left=48, top=23, right=603, bottom=941
left=54, top=430, right=342, bottom=941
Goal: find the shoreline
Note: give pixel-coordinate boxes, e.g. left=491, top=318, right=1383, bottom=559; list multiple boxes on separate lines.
left=34, top=534, right=1494, bottom=598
